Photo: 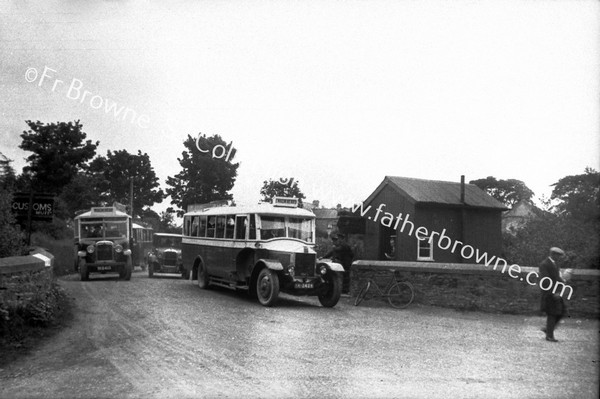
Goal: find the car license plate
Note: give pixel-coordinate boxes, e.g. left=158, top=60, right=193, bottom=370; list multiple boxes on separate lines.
left=97, top=266, right=111, bottom=271
left=294, top=282, right=313, bottom=289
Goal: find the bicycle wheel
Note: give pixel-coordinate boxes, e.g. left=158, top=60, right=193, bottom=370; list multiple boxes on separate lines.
left=387, top=281, right=414, bottom=309
left=354, top=281, right=371, bottom=306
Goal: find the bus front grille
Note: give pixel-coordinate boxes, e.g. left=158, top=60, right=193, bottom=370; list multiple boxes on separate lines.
left=96, top=243, right=114, bottom=261
left=295, top=253, right=316, bottom=277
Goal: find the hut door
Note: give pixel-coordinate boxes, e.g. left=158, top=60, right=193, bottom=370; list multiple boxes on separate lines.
left=379, top=225, right=397, bottom=260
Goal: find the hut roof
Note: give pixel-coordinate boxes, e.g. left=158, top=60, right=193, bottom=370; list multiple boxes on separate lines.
left=366, top=176, right=508, bottom=210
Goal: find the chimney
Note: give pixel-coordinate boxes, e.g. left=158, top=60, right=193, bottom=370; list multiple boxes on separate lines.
left=460, top=175, right=465, bottom=204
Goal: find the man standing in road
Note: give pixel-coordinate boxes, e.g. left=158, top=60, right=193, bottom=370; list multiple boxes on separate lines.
left=324, top=233, right=354, bottom=293
left=539, top=247, right=567, bottom=342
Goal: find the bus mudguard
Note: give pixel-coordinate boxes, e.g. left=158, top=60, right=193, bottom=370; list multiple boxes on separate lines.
left=317, top=260, right=345, bottom=273
left=256, top=259, right=284, bottom=271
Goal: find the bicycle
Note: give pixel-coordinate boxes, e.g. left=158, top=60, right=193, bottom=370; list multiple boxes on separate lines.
left=354, top=269, right=415, bottom=309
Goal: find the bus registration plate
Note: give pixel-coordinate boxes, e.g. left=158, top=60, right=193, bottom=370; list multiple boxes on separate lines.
left=97, top=266, right=111, bottom=271
left=294, top=282, right=313, bottom=289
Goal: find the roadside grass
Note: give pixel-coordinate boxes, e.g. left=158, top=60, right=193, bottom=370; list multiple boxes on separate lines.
left=0, top=281, right=72, bottom=367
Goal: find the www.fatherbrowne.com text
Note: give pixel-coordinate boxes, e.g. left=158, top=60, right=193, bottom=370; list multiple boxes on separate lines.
left=351, top=201, right=573, bottom=300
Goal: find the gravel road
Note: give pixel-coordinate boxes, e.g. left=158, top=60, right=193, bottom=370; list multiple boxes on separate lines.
left=0, top=271, right=598, bottom=399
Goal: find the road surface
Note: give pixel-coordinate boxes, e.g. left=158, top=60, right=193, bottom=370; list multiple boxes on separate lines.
left=1, top=271, right=598, bottom=398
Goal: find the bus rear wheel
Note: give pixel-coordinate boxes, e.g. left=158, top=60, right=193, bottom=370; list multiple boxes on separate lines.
left=256, top=268, right=279, bottom=307
left=197, top=262, right=209, bottom=289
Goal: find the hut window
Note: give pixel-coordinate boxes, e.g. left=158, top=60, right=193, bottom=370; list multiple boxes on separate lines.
left=417, top=238, right=433, bottom=261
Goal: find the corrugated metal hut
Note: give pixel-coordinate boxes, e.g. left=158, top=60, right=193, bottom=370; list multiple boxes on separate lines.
left=358, top=176, right=507, bottom=262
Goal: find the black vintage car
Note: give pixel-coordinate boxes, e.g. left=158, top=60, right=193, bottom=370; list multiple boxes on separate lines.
left=147, top=233, right=184, bottom=278
left=74, top=207, right=133, bottom=281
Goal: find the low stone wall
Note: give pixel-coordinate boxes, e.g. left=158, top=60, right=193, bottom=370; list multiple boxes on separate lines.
left=0, top=248, right=55, bottom=324
left=350, top=261, right=600, bottom=318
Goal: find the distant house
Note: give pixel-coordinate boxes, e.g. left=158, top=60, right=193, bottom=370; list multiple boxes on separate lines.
left=358, top=176, right=507, bottom=262
left=312, top=208, right=338, bottom=238
left=502, top=200, right=545, bottom=234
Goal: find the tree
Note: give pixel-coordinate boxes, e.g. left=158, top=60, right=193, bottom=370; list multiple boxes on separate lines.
left=157, top=211, right=180, bottom=233
left=470, top=176, right=534, bottom=207
left=166, top=134, right=239, bottom=217
left=59, top=173, right=106, bottom=217
left=503, top=213, right=599, bottom=269
left=259, top=178, right=306, bottom=207
left=502, top=168, right=600, bottom=269
left=551, top=167, right=600, bottom=222
left=0, top=152, right=16, bottom=190
left=88, top=150, right=164, bottom=217
left=19, top=120, right=98, bottom=193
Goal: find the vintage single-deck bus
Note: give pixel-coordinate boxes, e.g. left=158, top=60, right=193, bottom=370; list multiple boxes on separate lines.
left=74, top=206, right=133, bottom=281
left=132, top=222, right=153, bottom=269
left=182, top=197, right=344, bottom=307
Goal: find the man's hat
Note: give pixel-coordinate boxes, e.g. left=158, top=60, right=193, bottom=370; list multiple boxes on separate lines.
left=549, top=247, right=565, bottom=256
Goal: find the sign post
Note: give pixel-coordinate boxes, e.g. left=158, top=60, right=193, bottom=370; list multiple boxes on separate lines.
left=11, top=192, right=55, bottom=246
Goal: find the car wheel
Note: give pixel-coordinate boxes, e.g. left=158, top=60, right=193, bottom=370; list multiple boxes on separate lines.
left=256, top=268, right=279, bottom=307
left=318, top=270, right=341, bottom=308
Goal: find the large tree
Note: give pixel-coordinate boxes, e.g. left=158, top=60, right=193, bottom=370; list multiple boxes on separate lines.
left=260, top=178, right=306, bottom=207
left=0, top=152, right=16, bottom=190
left=19, top=120, right=98, bottom=193
left=470, top=176, right=534, bottom=207
left=88, top=149, right=164, bottom=216
left=166, top=134, right=239, bottom=217
left=551, top=167, right=599, bottom=222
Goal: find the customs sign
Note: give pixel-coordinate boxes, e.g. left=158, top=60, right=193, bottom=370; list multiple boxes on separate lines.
left=12, top=193, right=55, bottom=221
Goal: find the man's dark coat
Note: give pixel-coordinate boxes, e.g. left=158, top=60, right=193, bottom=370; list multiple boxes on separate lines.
left=539, top=257, right=565, bottom=316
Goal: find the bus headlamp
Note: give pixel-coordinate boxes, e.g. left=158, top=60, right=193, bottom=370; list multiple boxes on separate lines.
left=123, top=249, right=132, bottom=256
left=288, top=265, right=295, bottom=276
left=115, top=244, right=123, bottom=253
left=319, top=265, right=328, bottom=275
left=87, top=245, right=95, bottom=254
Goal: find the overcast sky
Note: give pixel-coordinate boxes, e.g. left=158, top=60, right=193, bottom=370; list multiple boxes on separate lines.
left=1, top=0, right=598, bottom=213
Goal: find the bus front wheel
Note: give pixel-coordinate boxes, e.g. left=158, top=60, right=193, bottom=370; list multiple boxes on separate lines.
left=318, top=270, right=341, bottom=308
left=79, top=260, right=89, bottom=281
left=256, top=268, right=279, bottom=307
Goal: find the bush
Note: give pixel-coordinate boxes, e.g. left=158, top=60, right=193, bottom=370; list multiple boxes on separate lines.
left=503, top=215, right=600, bottom=269
left=0, top=190, right=25, bottom=257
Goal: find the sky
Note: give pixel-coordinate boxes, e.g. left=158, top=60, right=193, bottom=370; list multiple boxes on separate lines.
left=1, top=0, right=598, bottom=215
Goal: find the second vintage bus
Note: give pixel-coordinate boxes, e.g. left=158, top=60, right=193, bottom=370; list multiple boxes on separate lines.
left=182, top=197, right=344, bottom=307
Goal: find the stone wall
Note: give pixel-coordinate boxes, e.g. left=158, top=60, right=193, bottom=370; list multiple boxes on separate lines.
left=350, top=261, right=600, bottom=318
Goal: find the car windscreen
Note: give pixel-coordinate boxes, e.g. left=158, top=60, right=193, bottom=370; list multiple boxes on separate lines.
left=154, top=236, right=182, bottom=248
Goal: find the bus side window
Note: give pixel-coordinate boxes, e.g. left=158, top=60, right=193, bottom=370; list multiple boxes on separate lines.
left=207, top=217, right=216, bottom=238
left=191, top=216, right=199, bottom=236
left=249, top=214, right=256, bottom=240
left=235, top=216, right=247, bottom=240
left=216, top=216, right=226, bottom=238
left=198, top=216, right=207, bottom=238
left=225, top=216, right=234, bottom=239
left=184, top=217, right=190, bottom=236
